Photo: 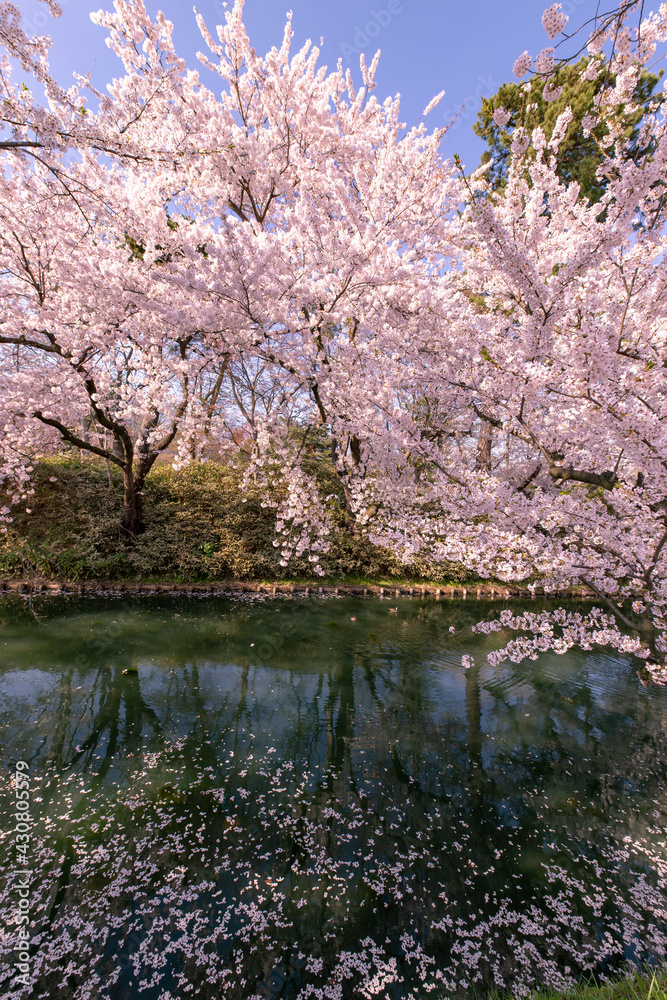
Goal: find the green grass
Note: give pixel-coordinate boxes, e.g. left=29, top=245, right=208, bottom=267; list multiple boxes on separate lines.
left=498, top=970, right=667, bottom=1000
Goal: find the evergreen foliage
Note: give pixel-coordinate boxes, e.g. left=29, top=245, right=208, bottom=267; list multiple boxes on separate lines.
left=473, top=58, right=664, bottom=202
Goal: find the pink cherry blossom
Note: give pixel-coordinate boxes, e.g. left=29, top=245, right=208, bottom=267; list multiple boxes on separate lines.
left=542, top=4, right=569, bottom=40
left=493, top=107, right=511, bottom=128
left=513, top=50, right=532, bottom=77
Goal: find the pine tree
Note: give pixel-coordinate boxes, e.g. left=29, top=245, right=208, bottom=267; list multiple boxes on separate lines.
left=473, top=58, right=663, bottom=202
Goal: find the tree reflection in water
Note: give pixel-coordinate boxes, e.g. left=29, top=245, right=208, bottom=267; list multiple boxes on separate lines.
left=0, top=594, right=666, bottom=999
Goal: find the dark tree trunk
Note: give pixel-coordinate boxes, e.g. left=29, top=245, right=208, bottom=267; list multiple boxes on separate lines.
left=476, top=410, right=493, bottom=470
left=121, top=468, right=145, bottom=538
left=31, top=402, right=175, bottom=540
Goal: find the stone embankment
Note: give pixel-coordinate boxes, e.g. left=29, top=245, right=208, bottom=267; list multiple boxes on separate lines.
left=0, top=579, right=593, bottom=600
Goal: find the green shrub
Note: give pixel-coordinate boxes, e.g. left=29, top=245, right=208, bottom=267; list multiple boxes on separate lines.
left=0, top=456, right=471, bottom=584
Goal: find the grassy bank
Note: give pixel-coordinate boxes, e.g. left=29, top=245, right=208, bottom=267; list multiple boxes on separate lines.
left=511, top=971, right=666, bottom=1000
left=0, top=456, right=473, bottom=585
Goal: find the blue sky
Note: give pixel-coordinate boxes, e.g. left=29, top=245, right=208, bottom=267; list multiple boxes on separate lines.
left=19, top=0, right=609, bottom=168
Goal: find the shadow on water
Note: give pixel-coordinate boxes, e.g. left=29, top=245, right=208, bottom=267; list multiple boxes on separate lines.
left=0, top=594, right=666, bottom=999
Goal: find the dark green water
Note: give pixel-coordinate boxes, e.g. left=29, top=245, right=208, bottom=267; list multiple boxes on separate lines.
left=0, top=594, right=666, bottom=1000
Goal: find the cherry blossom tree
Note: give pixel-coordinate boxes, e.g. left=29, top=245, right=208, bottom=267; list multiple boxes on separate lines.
left=242, top=1, right=667, bottom=684
left=0, top=153, right=230, bottom=535
left=325, top=1, right=667, bottom=683
left=0, top=0, right=457, bottom=540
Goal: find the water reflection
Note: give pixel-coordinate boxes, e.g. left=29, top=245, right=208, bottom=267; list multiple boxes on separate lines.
left=0, top=595, right=666, bottom=999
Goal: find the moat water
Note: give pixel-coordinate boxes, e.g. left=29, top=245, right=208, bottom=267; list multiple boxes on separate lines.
left=0, top=593, right=666, bottom=999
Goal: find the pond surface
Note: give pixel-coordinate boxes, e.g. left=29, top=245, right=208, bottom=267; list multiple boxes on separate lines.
left=0, top=594, right=666, bottom=1000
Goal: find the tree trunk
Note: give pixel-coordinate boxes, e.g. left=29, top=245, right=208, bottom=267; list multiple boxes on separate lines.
left=637, top=615, right=658, bottom=664
left=476, top=410, right=493, bottom=470
left=121, top=468, right=145, bottom=538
